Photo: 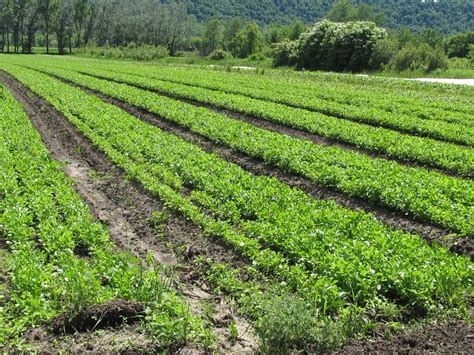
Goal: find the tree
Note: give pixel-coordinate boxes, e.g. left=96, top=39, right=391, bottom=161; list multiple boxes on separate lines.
left=0, top=0, right=13, bottom=52
left=288, top=19, right=305, bottom=40
left=11, top=0, right=29, bottom=53
left=38, top=0, right=58, bottom=54
left=419, top=28, right=443, bottom=49
left=326, top=0, right=356, bottom=22
left=355, top=3, right=384, bottom=26
left=202, top=18, right=221, bottom=55
left=294, top=20, right=386, bottom=72
left=55, top=0, right=73, bottom=54
left=95, top=0, right=111, bottom=46
left=396, top=27, right=416, bottom=48
left=223, top=16, right=244, bottom=54
left=166, top=1, right=192, bottom=56
left=444, top=32, right=474, bottom=58
left=369, top=36, right=398, bottom=69
left=233, top=22, right=262, bottom=58
left=83, top=0, right=99, bottom=46
left=23, top=0, right=38, bottom=53
left=73, top=0, right=88, bottom=46
left=388, top=43, right=448, bottom=73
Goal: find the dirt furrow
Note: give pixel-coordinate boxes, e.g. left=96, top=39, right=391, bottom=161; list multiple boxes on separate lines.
left=48, top=74, right=474, bottom=260
left=0, top=70, right=258, bottom=353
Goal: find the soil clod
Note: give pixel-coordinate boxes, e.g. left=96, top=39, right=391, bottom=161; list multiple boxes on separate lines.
left=51, top=300, right=145, bottom=334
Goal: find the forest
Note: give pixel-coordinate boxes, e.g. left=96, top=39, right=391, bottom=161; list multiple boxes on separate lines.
left=179, top=0, right=472, bottom=34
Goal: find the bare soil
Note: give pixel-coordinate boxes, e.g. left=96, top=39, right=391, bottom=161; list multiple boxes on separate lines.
left=24, top=324, right=160, bottom=354
left=0, top=70, right=258, bottom=353
left=58, top=75, right=472, bottom=260
left=338, top=320, right=474, bottom=354
left=51, top=300, right=145, bottom=334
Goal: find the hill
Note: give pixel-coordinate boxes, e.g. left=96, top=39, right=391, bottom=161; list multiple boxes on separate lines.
left=167, top=0, right=473, bottom=34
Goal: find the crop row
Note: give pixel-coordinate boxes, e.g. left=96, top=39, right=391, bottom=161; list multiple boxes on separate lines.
left=209, top=63, right=474, bottom=118
left=39, top=56, right=474, bottom=124
left=13, top=55, right=474, bottom=145
left=62, top=60, right=474, bottom=145
left=23, top=60, right=474, bottom=177
left=2, top=64, right=471, bottom=322
left=121, top=65, right=474, bottom=127
left=0, top=82, right=211, bottom=347
left=124, top=67, right=474, bottom=145
left=26, top=64, right=474, bottom=236
left=258, top=67, right=474, bottom=116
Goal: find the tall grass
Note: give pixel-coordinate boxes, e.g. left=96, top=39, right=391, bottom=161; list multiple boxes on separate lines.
left=77, top=44, right=169, bottom=61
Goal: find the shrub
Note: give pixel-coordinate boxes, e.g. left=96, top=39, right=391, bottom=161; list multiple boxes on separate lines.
left=444, top=32, right=474, bottom=58
left=271, top=39, right=298, bottom=67
left=369, top=37, right=399, bottom=70
left=79, top=44, right=169, bottom=61
left=249, top=52, right=266, bottom=61
left=388, top=43, right=448, bottom=73
left=208, top=49, right=228, bottom=60
left=294, top=20, right=386, bottom=72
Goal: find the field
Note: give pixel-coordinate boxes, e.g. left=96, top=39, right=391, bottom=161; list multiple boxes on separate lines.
left=0, top=55, right=472, bottom=353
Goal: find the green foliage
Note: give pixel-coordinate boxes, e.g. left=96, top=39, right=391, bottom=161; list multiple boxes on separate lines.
left=231, top=22, right=263, bottom=58
left=388, top=43, right=449, bottom=73
left=326, top=0, right=384, bottom=25
left=202, top=18, right=222, bottom=56
left=55, top=58, right=474, bottom=174
left=0, top=82, right=212, bottom=348
left=271, top=39, right=297, bottom=67
left=222, top=16, right=246, bottom=54
left=419, top=28, right=443, bottom=49
left=444, top=32, right=474, bottom=58
left=369, top=36, right=399, bottom=69
left=179, top=0, right=473, bottom=34
left=78, top=44, right=169, bottom=61
left=20, top=58, right=474, bottom=233
left=294, top=20, right=386, bottom=72
left=208, top=49, right=228, bottom=60
left=2, top=57, right=473, bottom=351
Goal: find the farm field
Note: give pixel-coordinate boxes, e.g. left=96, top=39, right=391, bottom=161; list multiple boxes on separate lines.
left=0, top=55, right=473, bottom=353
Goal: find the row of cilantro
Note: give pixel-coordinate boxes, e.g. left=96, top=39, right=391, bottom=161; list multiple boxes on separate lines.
left=53, top=60, right=474, bottom=146
left=0, top=83, right=212, bottom=348
left=115, top=64, right=473, bottom=127
left=1, top=64, right=353, bottom=315
left=30, top=60, right=473, bottom=177
left=242, top=71, right=474, bottom=124
left=3, top=64, right=472, bottom=322
left=261, top=66, right=474, bottom=116
left=120, top=66, right=473, bottom=145
left=41, top=56, right=474, bottom=124
left=70, top=60, right=474, bottom=144
left=31, top=64, right=474, bottom=236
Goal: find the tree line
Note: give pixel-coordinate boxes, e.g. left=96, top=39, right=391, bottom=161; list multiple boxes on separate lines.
left=0, top=0, right=196, bottom=54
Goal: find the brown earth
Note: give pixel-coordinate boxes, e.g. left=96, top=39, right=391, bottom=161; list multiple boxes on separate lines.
left=51, top=300, right=145, bottom=334
left=24, top=323, right=161, bottom=354
left=338, top=320, right=474, bottom=354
